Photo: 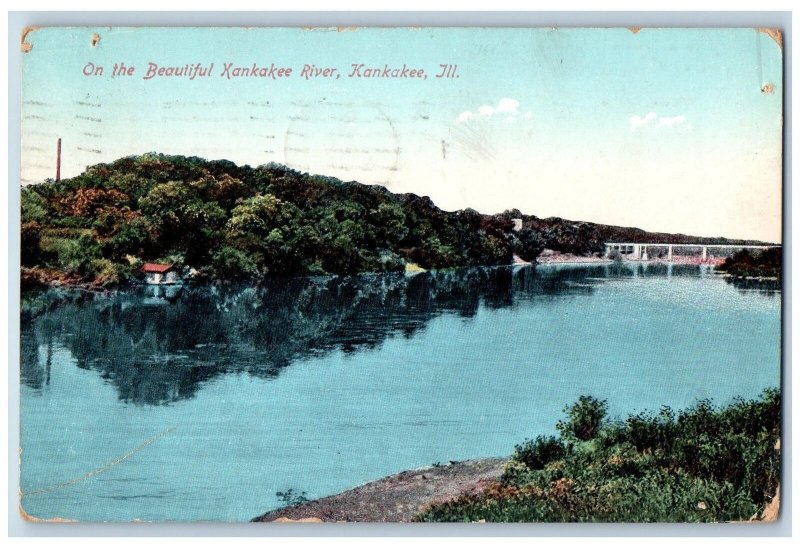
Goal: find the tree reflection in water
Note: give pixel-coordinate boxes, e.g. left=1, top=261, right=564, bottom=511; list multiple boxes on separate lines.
left=20, top=264, right=735, bottom=406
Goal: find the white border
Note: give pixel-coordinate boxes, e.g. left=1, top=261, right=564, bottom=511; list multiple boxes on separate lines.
left=4, top=7, right=793, bottom=541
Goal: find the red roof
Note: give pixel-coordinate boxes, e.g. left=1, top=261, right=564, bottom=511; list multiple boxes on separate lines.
left=141, top=263, right=174, bottom=273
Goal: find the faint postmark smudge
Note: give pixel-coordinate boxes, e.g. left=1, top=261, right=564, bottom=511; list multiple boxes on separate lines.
left=283, top=101, right=401, bottom=186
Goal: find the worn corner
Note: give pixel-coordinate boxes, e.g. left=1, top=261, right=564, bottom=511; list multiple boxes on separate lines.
left=756, top=28, right=783, bottom=51
left=19, top=503, right=77, bottom=523
left=18, top=501, right=41, bottom=523
left=21, top=26, right=41, bottom=53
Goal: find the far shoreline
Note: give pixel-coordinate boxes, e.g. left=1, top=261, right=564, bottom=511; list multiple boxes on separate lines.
left=21, top=254, right=752, bottom=293
left=24, top=249, right=785, bottom=297
left=21, top=253, right=739, bottom=292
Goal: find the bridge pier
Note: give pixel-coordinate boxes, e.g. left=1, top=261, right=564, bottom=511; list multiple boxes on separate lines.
left=604, top=242, right=778, bottom=263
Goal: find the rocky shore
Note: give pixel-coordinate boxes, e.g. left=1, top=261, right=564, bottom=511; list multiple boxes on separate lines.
left=252, top=458, right=509, bottom=523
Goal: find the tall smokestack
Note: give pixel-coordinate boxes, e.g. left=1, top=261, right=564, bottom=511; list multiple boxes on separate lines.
left=56, top=138, right=62, bottom=183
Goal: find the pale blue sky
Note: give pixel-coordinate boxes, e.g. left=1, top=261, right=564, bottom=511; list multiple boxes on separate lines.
left=21, top=27, right=783, bottom=241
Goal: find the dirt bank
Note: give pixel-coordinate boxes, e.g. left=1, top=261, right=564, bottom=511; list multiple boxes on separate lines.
left=254, top=452, right=781, bottom=523
left=252, top=458, right=509, bottom=523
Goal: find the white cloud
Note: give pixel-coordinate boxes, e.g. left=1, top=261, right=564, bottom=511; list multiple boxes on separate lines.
left=456, top=111, right=475, bottom=123
left=495, top=97, right=520, bottom=115
left=456, top=98, right=525, bottom=123
left=629, top=111, right=657, bottom=133
left=656, top=114, right=687, bottom=128
left=630, top=112, right=690, bottom=133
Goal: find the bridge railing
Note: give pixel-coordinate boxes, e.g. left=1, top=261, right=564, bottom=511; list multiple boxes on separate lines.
left=603, top=243, right=780, bottom=261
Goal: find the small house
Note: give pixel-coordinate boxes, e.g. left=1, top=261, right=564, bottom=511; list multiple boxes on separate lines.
left=141, top=263, right=180, bottom=285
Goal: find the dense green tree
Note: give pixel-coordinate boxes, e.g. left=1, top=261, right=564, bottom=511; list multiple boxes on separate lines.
left=105, top=218, right=151, bottom=259
left=58, top=234, right=103, bottom=277
left=20, top=153, right=769, bottom=286
left=514, top=228, right=546, bottom=261
left=21, top=188, right=48, bottom=223
left=21, top=221, right=42, bottom=267
left=211, top=246, right=262, bottom=279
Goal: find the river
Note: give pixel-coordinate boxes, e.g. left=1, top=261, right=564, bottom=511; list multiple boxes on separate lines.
left=19, top=263, right=781, bottom=522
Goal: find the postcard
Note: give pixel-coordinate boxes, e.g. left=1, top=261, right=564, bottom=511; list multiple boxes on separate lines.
left=18, top=26, right=782, bottom=523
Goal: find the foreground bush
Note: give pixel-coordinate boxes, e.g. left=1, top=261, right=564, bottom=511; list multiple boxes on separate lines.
left=416, top=389, right=780, bottom=522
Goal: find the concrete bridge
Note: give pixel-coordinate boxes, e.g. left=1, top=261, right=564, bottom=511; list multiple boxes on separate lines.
left=604, top=242, right=780, bottom=261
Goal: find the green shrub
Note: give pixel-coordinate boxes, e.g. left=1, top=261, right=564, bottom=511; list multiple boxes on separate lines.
left=719, top=249, right=781, bottom=279
left=623, top=407, right=676, bottom=453
left=21, top=221, right=42, bottom=267
left=211, top=246, right=261, bottom=279
left=416, top=389, right=780, bottom=523
left=513, top=436, right=566, bottom=471
left=557, top=395, right=608, bottom=441
left=50, top=235, right=103, bottom=277
left=513, top=228, right=545, bottom=262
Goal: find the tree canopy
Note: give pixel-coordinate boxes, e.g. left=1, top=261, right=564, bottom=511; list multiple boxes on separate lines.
left=21, top=153, right=761, bottom=286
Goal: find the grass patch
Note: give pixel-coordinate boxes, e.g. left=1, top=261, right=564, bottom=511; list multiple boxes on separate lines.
left=415, top=390, right=780, bottom=523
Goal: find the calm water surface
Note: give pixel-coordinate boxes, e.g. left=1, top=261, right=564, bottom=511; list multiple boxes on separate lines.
left=19, top=264, right=781, bottom=521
